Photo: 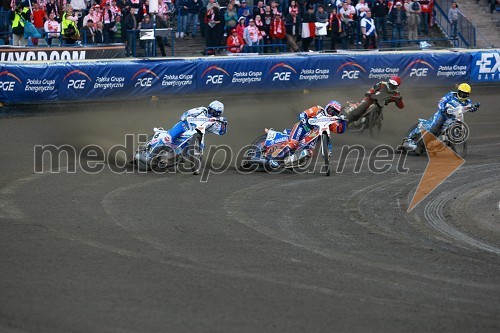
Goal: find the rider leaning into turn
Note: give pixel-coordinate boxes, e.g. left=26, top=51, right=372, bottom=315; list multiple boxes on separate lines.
left=413, top=83, right=478, bottom=154
left=345, top=75, right=405, bottom=123
left=268, top=100, right=346, bottom=166
left=165, top=100, right=228, bottom=142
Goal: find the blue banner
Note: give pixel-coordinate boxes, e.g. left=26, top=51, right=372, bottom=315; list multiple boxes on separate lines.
left=470, top=50, right=500, bottom=83
left=0, top=50, right=497, bottom=105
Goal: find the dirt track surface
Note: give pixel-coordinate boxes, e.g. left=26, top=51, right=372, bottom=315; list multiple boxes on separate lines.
left=0, top=85, right=499, bottom=332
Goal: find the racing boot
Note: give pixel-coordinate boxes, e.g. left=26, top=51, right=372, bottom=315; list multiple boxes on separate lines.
left=267, top=146, right=291, bottom=168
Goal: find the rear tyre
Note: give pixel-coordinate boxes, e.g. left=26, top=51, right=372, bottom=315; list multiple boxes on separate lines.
left=239, top=134, right=266, bottom=171
left=150, top=145, right=175, bottom=171
left=321, top=133, right=330, bottom=176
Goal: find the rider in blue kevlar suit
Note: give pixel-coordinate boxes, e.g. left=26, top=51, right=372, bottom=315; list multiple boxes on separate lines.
left=165, top=100, right=227, bottom=142
left=412, top=83, right=478, bottom=155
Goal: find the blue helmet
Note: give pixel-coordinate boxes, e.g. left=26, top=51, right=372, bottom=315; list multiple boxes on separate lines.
left=325, top=100, right=342, bottom=116
left=208, top=100, right=224, bottom=117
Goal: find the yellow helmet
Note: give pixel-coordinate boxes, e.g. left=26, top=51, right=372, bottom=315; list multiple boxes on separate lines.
left=457, top=83, right=471, bottom=101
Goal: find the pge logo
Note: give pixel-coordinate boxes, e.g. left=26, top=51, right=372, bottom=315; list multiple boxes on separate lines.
left=405, top=60, right=435, bottom=77
left=0, top=71, right=22, bottom=91
left=201, top=66, right=230, bottom=85
left=63, top=70, right=92, bottom=90
left=337, top=62, right=366, bottom=80
left=475, top=52, right=500, bottom=74
left=268, top=62, right=297, bottom=81
left=132, top=69, right=159, bottom=88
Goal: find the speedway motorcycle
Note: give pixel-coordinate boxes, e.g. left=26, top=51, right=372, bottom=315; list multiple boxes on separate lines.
left=399, top=103, right=479, bottom=158
left=240, top=115, right=344, bottom=176
left=343, top=90, right=394, bottom=137
left=132, top=115, right=220, bottom=174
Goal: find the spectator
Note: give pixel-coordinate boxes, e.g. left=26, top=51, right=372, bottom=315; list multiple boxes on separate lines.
left=83, top=8, right=96, bottom=27
left=224, top=3, right=239, bottom=35
left=355, top=0, right=369, bottom=43
left=31, top=2, right=46, bottom=46
left=405, top=0, right=420, bottom=42
left=61, top=4, right=80, bottom=45
left=372, top=0, right=388, bottom=41
left=270, top=12, right=285, bottom=52
left=113, top=14, right=123, bottom=43
left=81, top=19, right=96, bottom=44
left=419, top=0, right=432, bottom=34
left=448, top=1, right=465, bottom=38
left=226, top=28, right=244, bottom=52
left=103, top=3, right=117, bottom=43
left=238, top=0, right=252, bottom=25
left=243, top=18, right=260, bottom=52
left=315, top=5, right=328, bottom=51
left=236, top=16, right=246, bottom=40
left=186, top=0, right=201, bottom=38
left=288, top=0, right=300, bottom=16
left=361, top=10, right=377, bottom=49
left=139, top=14, right=153, bottom=55
left=176, top=0, right=188, bottom=38
left=253, top=0, right=266, bottom=19
left=95, top=20, right=104, bottom=43
left=301, top=5, right=315, bottom=51
left=262, top=5, right=274, bottom=36
left=339, top=1, right=355, bottom=46
left=111, top=0, right=122, bottom=17
left=206, top=0, right=220, bottom=12
left=328, top=8, right=345, bottom=50
left=270, top=1, right=280, bottom=15
left=92, top=4, right=104, bottom=25
left=71, top=0, right=86, bottom=12
left=45, top=0, right=60, bottom=23
left=285, top=9, right=301, bottom=52
left=44, top=12, right=61, bottom=46
left=10, top=2, right=30, bottom=46
left=205, top=6, right=223, bottom=54
left=389, top=1, right=406, bottom=48
left=254, top=14, right=266, bottom=51
left=155, top=14, right=169, bottom=56
left=123, top=7, right=138, bottom=56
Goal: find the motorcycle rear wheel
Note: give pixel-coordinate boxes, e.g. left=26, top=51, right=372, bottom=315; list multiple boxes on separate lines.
left=239, top=134, right=266, bottom=171
left=150, top=145, right=176, bottom=171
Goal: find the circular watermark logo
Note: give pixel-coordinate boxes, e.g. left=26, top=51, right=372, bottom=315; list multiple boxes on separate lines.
left=447, top=121, right=469, bottom=144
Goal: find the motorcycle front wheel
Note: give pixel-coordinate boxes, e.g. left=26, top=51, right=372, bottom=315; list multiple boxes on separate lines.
left=450, top=141, right=467, bottom=158
left=188, top=133, right=203, bottom=175
left=321, top=133, right=330, bottom=176
left=367, top=105, right=382, bottom=138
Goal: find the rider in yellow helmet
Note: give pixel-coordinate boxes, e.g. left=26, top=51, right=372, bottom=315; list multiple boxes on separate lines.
left=413, top=83, right=479, bottom=155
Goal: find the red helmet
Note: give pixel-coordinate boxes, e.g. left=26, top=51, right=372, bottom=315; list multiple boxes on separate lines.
left=388, top=76, right=401, bottom=90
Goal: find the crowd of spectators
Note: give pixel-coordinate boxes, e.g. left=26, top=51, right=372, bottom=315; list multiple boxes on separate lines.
left=4, top=0, right=480, bottom=55
left=172, top=0, right=439, bottom=54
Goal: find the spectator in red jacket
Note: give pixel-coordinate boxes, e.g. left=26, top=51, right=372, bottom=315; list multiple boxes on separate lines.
left=227, top=28, right=245, bottom=52
left=31, top=2, right=46, bottom=46
left=270, top=12, right=286, bottom=52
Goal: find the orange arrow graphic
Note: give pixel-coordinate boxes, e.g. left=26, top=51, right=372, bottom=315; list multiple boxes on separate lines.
left=408, top=129, right=465, bottom=212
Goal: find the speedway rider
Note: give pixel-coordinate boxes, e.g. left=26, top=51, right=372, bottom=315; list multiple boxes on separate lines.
left=165, top=101, right=227, bottom=142
left=268, top=100, right=346, bottom=167
left=345, top=75, right=404, bottom=123
left=411, top=83, right=479, bottom=155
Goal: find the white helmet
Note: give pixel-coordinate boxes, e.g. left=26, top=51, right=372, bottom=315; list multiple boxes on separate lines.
left=208, top=100, right=224, bottom=117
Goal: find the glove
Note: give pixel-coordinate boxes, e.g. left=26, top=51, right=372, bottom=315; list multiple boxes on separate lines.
left=180, top=115, right=186, bottom=122
left=469, top=102, right=480, bottom=112
left=218, top=116, right=227, bottom=124
left=299, top=113, right=308, bottom=125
